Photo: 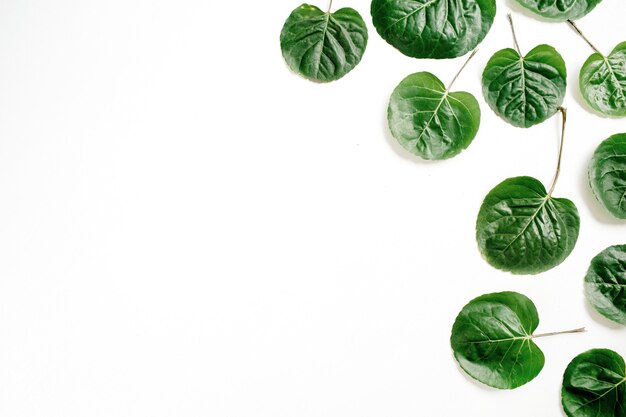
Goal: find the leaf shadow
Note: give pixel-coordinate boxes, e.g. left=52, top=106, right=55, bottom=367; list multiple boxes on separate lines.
left=583, top=295, right=625, bottom=330
left=381, top=104, right=437, bottom=165
left=577, top=160, right=626, bottom=225
left=450, top=353, right=503, bottom=392
left=503, top=0, right=555, bottom=23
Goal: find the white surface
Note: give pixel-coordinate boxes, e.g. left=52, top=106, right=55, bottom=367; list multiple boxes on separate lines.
left=1, top=1, right=625, bottom=416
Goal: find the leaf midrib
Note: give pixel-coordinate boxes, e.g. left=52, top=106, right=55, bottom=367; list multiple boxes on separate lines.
left=384, top=0, right=439, bottom=31
left=493, top=195, right=551, bottom=258
left=572, top=375, right=626, bottom=413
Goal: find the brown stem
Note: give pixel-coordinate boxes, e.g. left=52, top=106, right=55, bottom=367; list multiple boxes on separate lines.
left=547, top=107, right=567, bottom=197
left=507, top=14, right=523, bottom=56
left=533, top=327, right=586, bottom=339
left=446, top=49, right=478, bottom=93
left=327, top=0, right=333, bottom=13
left=567, top=20, right=603, bottom=56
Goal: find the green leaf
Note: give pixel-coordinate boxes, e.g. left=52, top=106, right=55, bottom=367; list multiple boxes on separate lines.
left=514, top=0, right=603, bottom=21
left=562, top=349, right=626, bottom=417
left=584, top=245, right=626, bottom=326
left=387, top=72, right=480, bottom=160
left=451, top=292, right=545, bottom=389
left=371, top=0, right=496, bottom=59
left=580, top=42, right=626, bottom=118
left=482, top=45, right=567, bottom=128
left=589, top=133, right=626, bottom=219
left=476, top=176, right=580, bottom=274
left=280, top=4, right=368, bottom=83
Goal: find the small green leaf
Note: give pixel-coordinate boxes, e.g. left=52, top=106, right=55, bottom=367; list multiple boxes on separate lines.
left=514, top=0, right=603, bottom=21
left=371, top=0, right=496, bottom=59
left=589, top=133, right=626, bottom=219
left=562, top=349, right=626, bottom=417
left=580, top=42, right=626, bottom=117
left=452, top=292, right=585, bottom=389
left=387, top=53, right=481, bottom=160
left=280, top=4, right=368, bottom=83
left=482, top=45, right=567, bottom=128
left=584, top=245, right=626, bottom=326
left=476, top=176, right=580, bottom=274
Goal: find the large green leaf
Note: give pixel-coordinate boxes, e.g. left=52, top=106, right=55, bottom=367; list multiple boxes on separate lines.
left=371, top=0, right=496, bottom=59
left=584, top=245, right=626, bottom=326
left=580, top=42, right=626, bottom=118
left=280, top=4, right=368, bottom=83
left=451, top=292, right=545, bottom=389
left=562, top=349, right=626, bottom=417
left=589, top=133, right=626, bottom=219
left=476, top=176, right=580, bottom=274
left=482, top=45, right=567, bottom=128
left=387, top=72, right=480, bottom=160
left=514, top=0, right=603, bottom=21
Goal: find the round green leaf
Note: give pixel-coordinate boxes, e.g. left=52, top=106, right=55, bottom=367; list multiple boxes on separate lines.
left=280, top=4, right=368, bottom=83
left=476, top=176, right=580, bottom=274
left=482, top=45, right=567, bottom=128
left=580, top=42, right=626, bottom=118
left=584, top=245, right=626, bottom=326
left=562, top=349, right=626, bottom=417
left=514, top=0, right=603, bottom=21
left=371, top=0, right=496, bottom=59
left=451, top=291, right=544, bottom=389
left=387, top=72, right=481, bottom=160
left=589, top=133, right=626, bottom=219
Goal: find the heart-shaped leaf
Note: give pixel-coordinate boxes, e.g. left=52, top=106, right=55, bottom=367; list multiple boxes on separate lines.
left=476, top=176, right=580, bottom=274
left=451, top=291, right=584, bottom=389
left=585, top=245, right=626, bottom=326
left=562, top=349, right=626, bottom=417
left=387, top=52, right=481, bottom=160
left=280, top=3, right=368, bottom=83
left=580, top=42, right=626, bottom=117
left=482, top=16, right=566, bottom=128
left=476, top=109, right=580, bottom=274
left=371, top=0, right=496, bottom=59
left=514, top=0, right=603, bottom=21
left=589, top=133, right=626, bottom=219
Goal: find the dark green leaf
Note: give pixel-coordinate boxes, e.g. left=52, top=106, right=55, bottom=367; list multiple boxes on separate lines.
left=387, top=72, right=480, bottom=160
left=450, top=292, right=544, bottom=389
left=589, top=133, right=626, bottom=219
left=562, top=349, right=626, bottom=417
left=580, top=42, right=626, bottom=117
left=514, top=0, right=603, bottom=21
left=585, top=245, right=626, bottom=325
left=371, top=0, right=496, bottom=59
left=280, top=4, right=368, bottom=83
left=476, top=176, right=580, bottom=274
left=482, top=45, right=567, bottom=128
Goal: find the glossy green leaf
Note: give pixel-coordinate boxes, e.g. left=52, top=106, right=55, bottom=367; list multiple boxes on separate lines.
left=580, top=42, right=626, bottom=117
left=514, top=0, right=603, bottom=21
left=280, top=4, right=368, bottom=83
left=482, top=45, right=567, bottom=128
left=387, top=72, right=480, bottom=160
left=371, top=0, right=496, bottom=59
left=584, top=245, right=626, bottom=325
left=476, top=176, right=580, bottom=274
left=451, top=292, right=545, bottom=389
left=589, top=133, right=626, bottom=219
left=562, top=349, right=626, bottom=417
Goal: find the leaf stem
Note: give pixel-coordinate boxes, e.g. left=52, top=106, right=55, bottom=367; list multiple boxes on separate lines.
left=532, top=327, right=586, bottom=339
left=446, top=49, right=478, bottom=93
left=327, top=0, right=333, bottom=13
left=547, top=107, right=567, bottom=197
left=507, top=14, right=523, bottom=56
left=567, top=20, right=603, bottom=56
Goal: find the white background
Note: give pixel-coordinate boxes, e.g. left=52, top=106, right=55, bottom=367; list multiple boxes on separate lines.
left=0, top=0, right=625, bottom=416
